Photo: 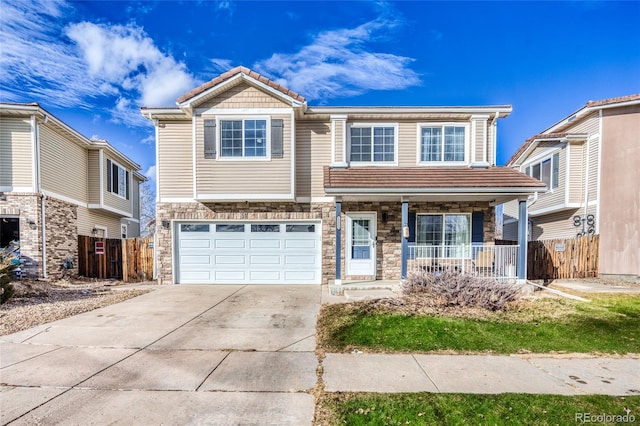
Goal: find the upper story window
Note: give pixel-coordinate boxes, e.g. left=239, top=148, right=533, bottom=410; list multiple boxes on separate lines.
left=525, top=152, right=560, bottom=190
left=220, top=119, right=267, bottom=158
left=107, top=159, right=129, bottom=200
left=419, top=124, right=467, bottom=164
left=349, top=124, right=397, bottom=164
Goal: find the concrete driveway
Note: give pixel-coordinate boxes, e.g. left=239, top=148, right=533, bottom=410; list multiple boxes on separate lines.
left=1, top=285, right=320, bottom=425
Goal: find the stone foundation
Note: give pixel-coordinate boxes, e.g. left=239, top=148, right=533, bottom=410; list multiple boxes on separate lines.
left=0, top=193, right=42, bottom=277
left=156, top=200, right=495, bottom=285
left=44, top=197, right=78, bottom=278
left=1, top=193, right=80, bottom=279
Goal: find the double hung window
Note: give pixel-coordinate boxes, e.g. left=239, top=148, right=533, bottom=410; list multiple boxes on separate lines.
left=416, top=214, right=471, bottom=258
left=419, top=125, right=467, bottom=163
left=525, top=152, right=560, bottom=189
left=220, top=119, right=267, bottom=158
left=106, top=159, right=129, bottom=199
left=349, top=125, right=396, bottom=164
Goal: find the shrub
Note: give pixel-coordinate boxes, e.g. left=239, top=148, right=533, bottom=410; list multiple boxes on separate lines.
left=402, top=269, right=520, bottom=311
left=0, top=255, right=16, bottom=304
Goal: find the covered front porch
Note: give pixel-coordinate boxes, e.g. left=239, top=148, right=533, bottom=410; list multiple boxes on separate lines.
left=324, top=166, right=546, bottom=286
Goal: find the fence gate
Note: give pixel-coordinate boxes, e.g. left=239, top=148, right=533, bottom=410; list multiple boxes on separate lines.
left=496, top=235, right=599, bottom=280
left=78, top=235, right=154, bottom=282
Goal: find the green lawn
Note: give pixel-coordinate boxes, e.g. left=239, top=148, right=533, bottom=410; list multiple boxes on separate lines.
left=318, top=294, right=640, bottom=354
left=318, top=393, right=640, bottom=426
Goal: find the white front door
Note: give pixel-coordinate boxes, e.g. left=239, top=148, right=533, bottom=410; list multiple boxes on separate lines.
left=346, top=213, right=376, bottom=276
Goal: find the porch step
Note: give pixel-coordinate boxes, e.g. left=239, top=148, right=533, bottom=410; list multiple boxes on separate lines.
left=343, top=288, right=399, bottom=301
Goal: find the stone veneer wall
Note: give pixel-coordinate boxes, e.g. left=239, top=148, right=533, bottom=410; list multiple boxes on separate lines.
left=156, top=200, right=495, bottom=285
left=155, top=202, right=335, bottom=285
left=340, top=201, right=494, bottom=281
left=0, top=193, right=42, bottom=277
left=44, top=197, right=78, bottom=278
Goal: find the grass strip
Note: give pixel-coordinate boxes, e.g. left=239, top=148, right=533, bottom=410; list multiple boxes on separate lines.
left=318, top=393, right=640, bottom=426
left=319, top=294, right=640, bottom=354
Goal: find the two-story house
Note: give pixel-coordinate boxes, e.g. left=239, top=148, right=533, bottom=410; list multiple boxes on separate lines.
left=0, top=103, right=146, bottom=278
left=503, top=94, right=640, bottom=279
left=142, top=67, right=545, bottom=286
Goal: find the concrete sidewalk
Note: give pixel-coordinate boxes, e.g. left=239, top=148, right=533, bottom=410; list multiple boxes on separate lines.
left=322, top=353, right=640, bottom=395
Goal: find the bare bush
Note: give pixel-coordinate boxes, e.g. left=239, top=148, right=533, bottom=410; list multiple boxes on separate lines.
left=402, top=269, right=520, bottom=311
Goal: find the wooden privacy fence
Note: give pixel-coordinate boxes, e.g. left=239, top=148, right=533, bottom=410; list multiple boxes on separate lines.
left=496, top=235, right=599, bottom=280
left=78, top=236, right=154, bottom=282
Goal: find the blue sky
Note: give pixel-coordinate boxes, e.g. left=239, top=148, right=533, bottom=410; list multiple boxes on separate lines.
left=2, top=0, right=639, bottom=184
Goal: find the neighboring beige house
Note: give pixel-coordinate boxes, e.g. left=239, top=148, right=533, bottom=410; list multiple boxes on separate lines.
left=142, top=66, right=545, bottom=286
left=0, top=103, right=146, bottom=278
left=503, top=94, right=640, bottom=279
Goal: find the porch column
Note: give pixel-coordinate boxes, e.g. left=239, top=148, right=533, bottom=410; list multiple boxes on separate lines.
left=401, top=199, right=408, bottom=280
left=335, top=199, right=342, bottom=285
left=517, top=198, right=528, bottom=280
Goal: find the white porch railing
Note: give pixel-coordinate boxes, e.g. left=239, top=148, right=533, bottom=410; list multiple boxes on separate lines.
left=407, top=244, right=519, bottom=281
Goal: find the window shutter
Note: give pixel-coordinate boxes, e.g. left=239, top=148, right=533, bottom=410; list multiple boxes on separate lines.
left=552, top=152, right=559, bottom=188
left=271, top=119, right=284, bottom=158
left=126, top=171, right=130, bottom=200
left=407, top=212, right=416, bottom=243
left=107, top=159, right=112, bottom=192
left=204, top=120, right=216, bottom=158
left=472, top=212, right=484, bottom=244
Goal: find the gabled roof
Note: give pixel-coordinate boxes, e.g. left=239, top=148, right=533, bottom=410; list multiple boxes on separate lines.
left=176, top=66, right=305, bottom=107
left=586, top=93, right=640, bottom=108
left=506, top=132, right=570, bottom=167
left=0, top=102, right=143, bottom=173
left=324, top=166, right=546, bottom=193
left=507, top=94, right=640, bottom=167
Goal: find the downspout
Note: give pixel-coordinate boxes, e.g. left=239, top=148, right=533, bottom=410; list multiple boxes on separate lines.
left=491, top=112, right=499, bottom=165
left=583, top=135, right=591, bottom=219
left=35, top=115, right=47, bottom=278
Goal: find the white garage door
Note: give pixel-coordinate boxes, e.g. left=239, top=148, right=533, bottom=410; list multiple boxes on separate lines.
left=176, top=222, right=322, bottom=284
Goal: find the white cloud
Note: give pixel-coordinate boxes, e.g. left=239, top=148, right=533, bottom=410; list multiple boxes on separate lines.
left=0, top=0, right=197, bottom=128
left=209, top=58, right=235, bottom=73
left=0, top=0, right=97, bottom=108
left=144, top=165, right=157, bottom=182
left=254, top=17, right=420, bottom=100
left=65, top=21, right=197, bottom=109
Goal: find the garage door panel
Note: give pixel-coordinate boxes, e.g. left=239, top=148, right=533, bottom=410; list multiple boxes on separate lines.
left=180, top=239, right=211, bottom=249
left=250, top=271, right=281, bottom=280
left=250, top=239, right=281, bottom=249
left=181, top=255, right=211, bottom=265
left=214, top=271, right=246, bottom=281
left=177, top=221, right=321, bottom=284
left=215, top=255, right=246, bottom=265
left=250, top=255, right=281, bottom=265
left=181, top=271, right=211, bottom=281
left=285, top=271, right=316, bottom=281
left=285, top=255, right=316, bottom=265
left=285, top=239, right=316, bottom=249
left=215, top=239, right=246, bottom=249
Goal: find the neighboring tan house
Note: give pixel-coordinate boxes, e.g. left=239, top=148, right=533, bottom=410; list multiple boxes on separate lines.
left=503, top=94, right=640, bottom=279
left=0, top=102, right=146, bottom=278
left=142, top=66, right=545, bottom=286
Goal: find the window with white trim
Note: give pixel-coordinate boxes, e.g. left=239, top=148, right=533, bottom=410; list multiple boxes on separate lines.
left=525, top=152, right=560, bottom=190
left=107, top=159, right=129, bottom=199
left=349, top=125, right=396, bottom=163
left=419, top=125, right=467, bottom=163
left=416, top=213, right=471, bottom=258
left=220, top=119, right=267, bottom=158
